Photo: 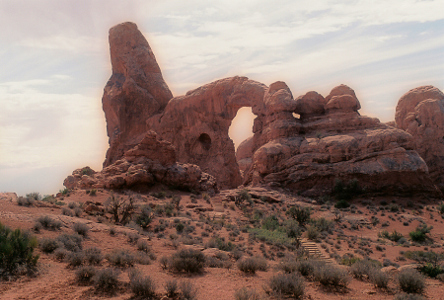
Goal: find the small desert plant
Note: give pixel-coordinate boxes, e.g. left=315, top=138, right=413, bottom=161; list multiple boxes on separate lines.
left=106, top=249, right=135, bottom=268
left=17, top=196, right=35, bottom=207
left=54, top=248, right=69, bottom=261
left=126, top=232, right=140, bottom=244
left=36, top=215, right=62, bottom=231
left=67, top=251, right=85, bottom=267
left=135, top=205, right=153, bottom=229
left=237, top=257, right=267, bottom=274
left=234, top=287, right=261, bottom=300
left=75, top=265, right=96, bottom=285
left=369, top=269, right=389, bottom=289
left=61, top=207, right=74, bottom=216
left=335, top=199, right=350, bottom=209
left=180, top=280, right=198, bottom=300
left=136, top=239, right=151, bottom=254
left=83, top=247, right=103, bottom=265
left=128, top=268, right=157, bottom=298
left=409, top=224, right=433, bottom=243
left=56, top=233, right=83, bottom=252
left=169, top=249, right=206, bottom=273
left=0, top=222, right=39, bottom=277
left=164, top=279, right=178, bottom=297
left=105, top=194, right=135, bottom=225
left=73, top=222, right=90, bottom=237
left=159, top=256, right=169, bottom=270
left=313, top=264, right=349, bottom=288
left=296, top=259, right=322, bottom=278
left=398, top=269, right=425, bottom=294
left=306, top=226, right=319, bottom=240
left=350, top=259, right=380, bottom=280
left=93, top=268, right=120, bottom=293
left=39, top=238, right=61, bottom=253
left=269, top=273, right=305, bottom=299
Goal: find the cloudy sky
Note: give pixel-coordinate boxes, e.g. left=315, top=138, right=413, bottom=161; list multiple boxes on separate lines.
left=1, top=0, right=443, bottom=195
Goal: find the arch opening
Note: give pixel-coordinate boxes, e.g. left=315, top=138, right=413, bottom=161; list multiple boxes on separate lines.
left=198, top=133, right=212, bottom=151
left=229, top=107, right=255, bottom=150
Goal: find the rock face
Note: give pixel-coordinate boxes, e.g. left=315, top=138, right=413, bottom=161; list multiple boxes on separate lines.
left=239, top=84, right=438, bottom=196
left=85, top=21, right=441, bottom=196
left=395, top=86, right=444, bottom=192
left=102, top=22, right=173, bottom=167
left=64, top=131, right=217, bottom=193
left=148, top=76, right=267, bottom=188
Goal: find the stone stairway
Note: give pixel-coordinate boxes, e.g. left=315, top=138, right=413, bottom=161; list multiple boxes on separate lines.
left=299, top=238, right=335, bottom=264
left=208, top=195, right=225, bottom=218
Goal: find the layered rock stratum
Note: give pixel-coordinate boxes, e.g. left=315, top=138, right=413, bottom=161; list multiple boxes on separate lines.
left=65, top=22, right=443, bottom=197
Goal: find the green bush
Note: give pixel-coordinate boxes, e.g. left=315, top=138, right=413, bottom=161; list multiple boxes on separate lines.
left=248, top=228, right=295, bottom=248
left=262, top=215, right=280, bottom=231
left=398, top=269, right=425, bottom=294
left=0, top=222, right=39, bottom=278
left=269, top=273, right=304, bottom=299
left=169, top=249, right=206, bottom=273
left=93, top=268, right=120, bottom=293
left=311, top=217, right=334, bottom=233
left=335, top=199, right=350, bottom=209
left=287, top=205, right=311, bottom=226
left=135, top=205, right=152, bottom=229
left=237, top=257, right=267, bottom=274
left=379, top=230, right=404, bottom=242
left=128, top=268, right=157, bottom=298
left=409, top=224, right=432, bottom=243
left=306, top=226, right=319, bottom=240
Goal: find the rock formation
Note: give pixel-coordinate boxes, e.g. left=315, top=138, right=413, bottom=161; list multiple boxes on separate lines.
left=66, top=21, right=443, bottom=197
left=64, top=131, right=217, bottom=193
left=395, top=85, right=444, bottom=192
left=239, top=84, right=438, bottom=196
left=102, top=22, right=173, bottom=167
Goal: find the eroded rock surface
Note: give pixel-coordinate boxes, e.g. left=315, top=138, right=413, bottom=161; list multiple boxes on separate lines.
left=395, top=86, right=444, bottom=191
left=102, top=22, right=173, bottom=167
left=64, top=131, right=217, bottom=193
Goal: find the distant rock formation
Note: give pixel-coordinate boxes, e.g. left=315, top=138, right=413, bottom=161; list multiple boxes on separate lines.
left=102, top=22, right=173, bottom=167
left=238, top=84, right=438, bottom=196
left=64, top=131, right=217, bottom=193
left=395, top=85, right=444, bottom=192
left=68, top=21, right=442, bottom=197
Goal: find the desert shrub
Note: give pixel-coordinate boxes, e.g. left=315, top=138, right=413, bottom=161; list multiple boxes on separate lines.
left=350, top=259, right=380, bottom=280
left=179, top=281, right=198, bottom=300
left=136, top=239, right=151, bottom=254
left=262, top=215, right=280, bottom=231
left=269, top=273, right=304, bottom=299
left=54, top=248, right=69, bottom=261
left=0, top=222, right=39, bottom=278
left=67, top=251, right=85, bottom=267
left=151, top=191, right=166, bottom=199
left=296, top=259, right=322, bottom=278
left=159, top=256, right=169, bottom=270
left=287, top=205, right=311, bottom=226
left=237, top=257, right=267, bottom=274
left=83, top=247, right=103, bottom=265
left=126, top=232, right=140, bottom=244
left=311, top=217, right=334, bottom=233
left=333, top=178, right=362, bottom=200
left=32, top=222, right=43, bottom=233
left=67, top=202, right=78, bottom=209
left=74, top=207, right=83, bottom=217
left=394, top=294, right=426, bottom=300
left=128, top=268, right=157, bottom=298
left=36, top=215, right=62, bottom=231
left=313, top=264, right=349, bottom=288
left=61, top=207, right=74, bottom=216
left=335, top=199, right=350, bottom=209
left=39, top=238, right=61, bottom=253
left=165, top=279, right=178, bottom=297
left=26, top=192, right=41, bottom=201
left=56, top=233, right=83, bottom=252
left=234, top=287, right=261, bottom=300
left=93, top=268, right=120, bottom=293
left=17, top=196, right=35, bottom=207
left=73, top=222, right=89, bottom=237
left=235, top=189, right=252, bottom=209
left=206, top=237, right=235, bottom=251
left=409, top=224, right=433, bottom=243
left=248, top=228, right=295, bottom=248
left=169, top=249, right=205, bottom=273
left=135, top=205, right=153, bottom=229
left=437, top=203, right=444, bottom=214
left=279, top=256, right=299, bottom=274
left=283, top=219, right=301, bottom=238
left=404, top=250, right=444, bottom=277
left=306, top=226, right=319, bottom=240
left=205, top=255, right=232, bottom=269
left=105, top=194, right=135, bottom=225
left=106, top=249, right=135, bottom=268
left=75, top=266, right=96, bottom=285
left=369, top=269, right=389, bottom=289
left=398, top=269, right=425, bottom=294
left=136, top=252, right=153, bottom=265
left=176, top=222, right=185, bottom=233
